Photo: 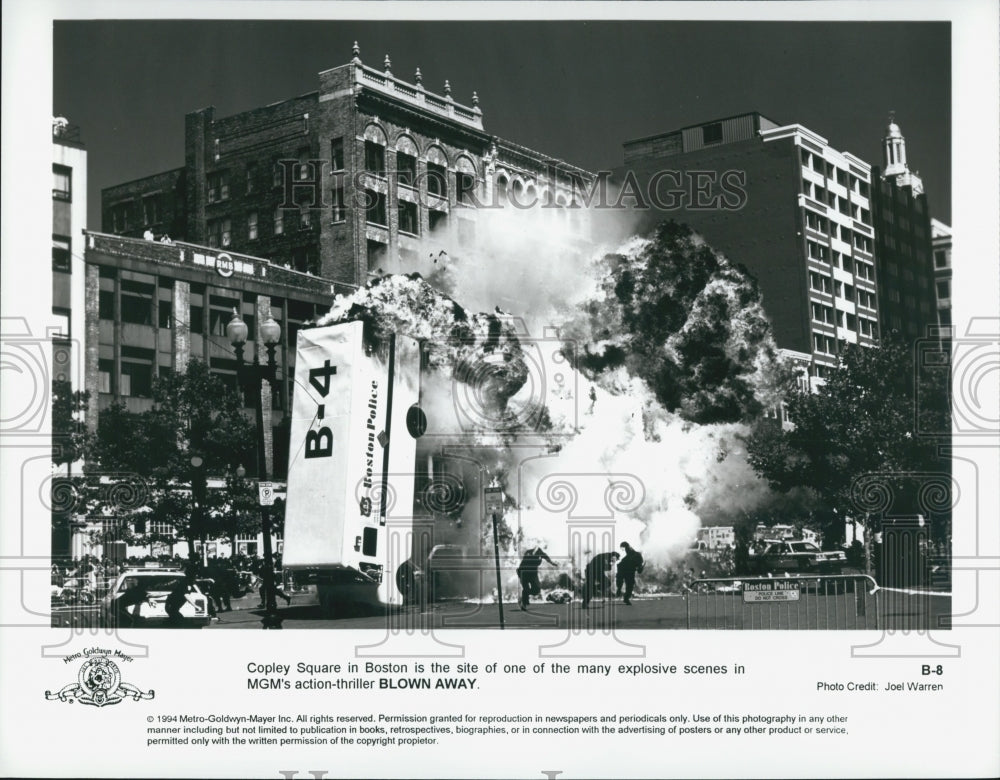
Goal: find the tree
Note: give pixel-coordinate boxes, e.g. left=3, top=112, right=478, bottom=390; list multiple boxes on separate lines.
left=51, top=379, right=89, bottom=467
left=744, top=333, right=951, bottom=567
left=76, top=359, right=257, bottom=558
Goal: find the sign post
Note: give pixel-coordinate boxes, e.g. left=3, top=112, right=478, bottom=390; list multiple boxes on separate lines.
left=484, top=487, right=505, bottom=630
left=258, top=481, right=275, bottom=506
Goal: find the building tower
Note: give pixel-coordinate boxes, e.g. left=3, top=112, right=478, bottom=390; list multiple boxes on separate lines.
left=881, top=112, right=923, bottom=195
left=870, top=113, right=936, bottom=341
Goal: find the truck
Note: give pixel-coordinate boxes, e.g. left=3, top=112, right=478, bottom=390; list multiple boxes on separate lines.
left=282, top=321, right=422, bottom=615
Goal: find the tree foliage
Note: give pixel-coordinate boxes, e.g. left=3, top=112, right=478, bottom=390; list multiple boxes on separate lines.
left=744, top=333, right=951, bottom=542
left=71, top=360, right=259, bottom=552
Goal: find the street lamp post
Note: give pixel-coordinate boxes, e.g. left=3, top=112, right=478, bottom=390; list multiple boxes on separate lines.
left=227, top=309, right=282, bottom=629
left=190, top=455, right=207, bottom=569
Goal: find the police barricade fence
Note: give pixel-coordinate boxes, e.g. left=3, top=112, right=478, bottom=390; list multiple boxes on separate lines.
left=685, top=574, right=880, bottom=630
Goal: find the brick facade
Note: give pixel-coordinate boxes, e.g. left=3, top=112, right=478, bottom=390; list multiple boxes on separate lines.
left=101, top=48, right=594, bottom=290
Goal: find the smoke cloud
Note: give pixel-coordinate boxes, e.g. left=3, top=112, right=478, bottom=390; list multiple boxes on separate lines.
left=316, top=202, right=797, bottom=570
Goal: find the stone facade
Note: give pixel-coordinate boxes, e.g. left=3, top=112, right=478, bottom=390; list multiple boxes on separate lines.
left=101, top=45, right=595, bottom=289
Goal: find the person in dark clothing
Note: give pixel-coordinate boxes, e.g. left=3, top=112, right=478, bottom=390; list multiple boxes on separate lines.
left=116, top=579, right=150, bottom=627
left=616, top=542, right=645, bottom=605
left=581, top=552, right=619, bottom=609
left=516, top=545, right=557, bottom=610
left=165, top=575, right=196, bottom=627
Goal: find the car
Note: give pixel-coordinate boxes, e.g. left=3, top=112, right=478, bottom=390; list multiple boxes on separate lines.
left=102, top=568, right=211, bottom=628
left=750, top=541, right=848, bottom=575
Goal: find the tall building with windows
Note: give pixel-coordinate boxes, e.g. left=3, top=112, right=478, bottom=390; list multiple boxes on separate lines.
left=52, top=117, right=87, bottom=403
left=616, top=112, right=880, bottom=383
left=931, top=218, right=952, bottom=333
left=82, top=231, right=343, bottom=478
left=102, top=44, right=592, bottom=287
left=870, top=115, right=937, bottom=343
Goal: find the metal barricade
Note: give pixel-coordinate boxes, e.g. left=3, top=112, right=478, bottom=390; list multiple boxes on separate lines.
left=685, top=575, right=880, bottom=630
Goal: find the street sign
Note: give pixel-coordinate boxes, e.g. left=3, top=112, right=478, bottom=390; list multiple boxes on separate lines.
left=742, top=580, right=800, bottom=602
left=484, top=487, right=503, bottom=516
left=258, top=481, right=275, bottom=506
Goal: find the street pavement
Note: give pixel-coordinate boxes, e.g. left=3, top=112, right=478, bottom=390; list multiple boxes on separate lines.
left=51, top=587, right=951, bottom=631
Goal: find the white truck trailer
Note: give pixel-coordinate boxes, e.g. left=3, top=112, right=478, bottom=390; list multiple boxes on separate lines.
left=282, top=321, right=421, bottom=613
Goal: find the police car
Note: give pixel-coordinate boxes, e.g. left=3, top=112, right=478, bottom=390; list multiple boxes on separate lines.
left=102, top=566, right=210, bottom=628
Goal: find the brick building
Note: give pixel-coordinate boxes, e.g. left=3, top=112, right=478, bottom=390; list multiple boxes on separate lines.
left=870, top=115, right=937, bottom=343
left=102, top=44, right=593, bottom=287
left=616, top=112, right=881, bottom=383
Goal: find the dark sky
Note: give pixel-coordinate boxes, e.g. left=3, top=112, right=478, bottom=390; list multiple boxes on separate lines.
left=53, top=20, right=951, bottom=228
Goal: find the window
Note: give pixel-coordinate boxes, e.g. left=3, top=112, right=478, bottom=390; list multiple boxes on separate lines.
left=149, top=520, right=175, bottom=537
left=934, top=250, right=948, bottom=269
left=811, top=302, right=833, bottom=324
left=112, top=204, right=130, bottom=233
left=889, top=290, right=901, bottom=303
left=398, top=200, right=419, bottom=235
left=807, top=240, right=827, bottom=262
left=702, top=122, right=723, bottom=145
left=397, top=152, right=417, bottom=188
left=207, top=218, right=232, bottom=248
left=53, top=165, right=71, bottom=200
left=292, top=247, right=318, bottom=275
left=248, top=211, right=258, bottom=240
left=813, top=334, right=835, bottom=354
left=190, top=302, right=205, bottom=334
left=366, top=190, right=387, bottom=226
left=805, top=211, right=826, bottom=233
left=273, top=158, right=284, bottom=188
left=207, top=171, right=230, bottom=203
left=158, top=300, right=172, bottom=329
left=299, top=207, right=311, bottom=230
left=800, top=149, right=812, bottom=167
left=367, top=240, right=387, bottom=272
left=121, top=279, right=154, bottom=325
left=99, top=290, right=114, bottom=320
left=120, top=347, right=154, bottom=397
left=809, top=272, right=832, bottom=294
left=936, top=280, right=950, bottom=300
left=209, top=296, right=242, bottom=337
left=331, top=137, right=345, bottom=171
left=813, top=185, right=826, bottom=204
left=456, top=171, right=476, bottom=205
left=331, top=185, right=346, bottom=223
left=296, top=147, right=313, bottom=181
left=364, top=141, right=385, bottom=176
left=98, top=359, right=114, bottom=394
left=52, top=308, right=71, bottom=338
left=429, top=209, right=447, bottom=233
left=142, top=196, right=160, bottom=226
left=52, top=236, right=71, bottom=272
left=274, top=207, right=284, bottom=236
left=246, top=162, right=257, bottom=195
left=836, top=169, right=848, bottom=187
left=841, top=283, right=855, bottom=302
left=427, top=163, right=447, bottom=198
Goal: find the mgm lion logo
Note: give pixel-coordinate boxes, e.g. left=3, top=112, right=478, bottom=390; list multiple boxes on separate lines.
left=46, top=657, right=154, bottom=707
